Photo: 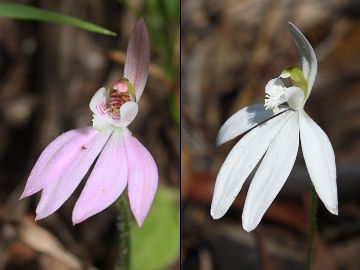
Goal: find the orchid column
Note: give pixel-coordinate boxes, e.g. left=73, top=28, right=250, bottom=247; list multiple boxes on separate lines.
left=21, top=18, right=158, bottom=268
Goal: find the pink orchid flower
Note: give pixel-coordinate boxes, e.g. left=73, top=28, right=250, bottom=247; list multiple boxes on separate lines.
left=20, top=18, right=158, bottom=227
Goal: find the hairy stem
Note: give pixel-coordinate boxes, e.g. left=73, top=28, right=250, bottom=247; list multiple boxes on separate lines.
left=115, top=196, right=132, bottom=270
left=306, top=184, right=317, bottom=270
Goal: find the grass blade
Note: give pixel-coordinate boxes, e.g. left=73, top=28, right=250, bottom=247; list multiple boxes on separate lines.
left=0, top=3, right=116, bottom=36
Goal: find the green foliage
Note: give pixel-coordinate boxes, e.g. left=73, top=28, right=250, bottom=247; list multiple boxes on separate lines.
left=0, top=3, right=116, bottom=36
left=131, top=187, right=180, bottom=270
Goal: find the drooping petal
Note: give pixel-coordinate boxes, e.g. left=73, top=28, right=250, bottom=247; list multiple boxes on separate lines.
left=242, top=112, right=299, bottom=232
left=21, top=129, right=82, bottom=199
left=299, top=110, right=338, bottom=215
left=216, top=104, right=289, bottom=146
left=124, top=131, right=158, bottom=227
left=285, top=86, right=304, bottom=110
left=35, top=128, right=112, bottom=220
left=288, top=22, right=318, bottom=98
left=211, top=110, right=293, bottom=219
left=72, top=129, right=128, bottom=225
left=124, top=18, right=150, bottom=101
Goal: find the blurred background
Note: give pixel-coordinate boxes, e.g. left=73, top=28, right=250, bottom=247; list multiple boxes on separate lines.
left=0, top=0, right=179, bottom=269
left=181, top=0, right=360, bottom=269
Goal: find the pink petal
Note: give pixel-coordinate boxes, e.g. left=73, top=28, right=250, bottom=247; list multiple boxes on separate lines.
left=35, top=129, right=112, bottom=220
left=72, top=130, right=128, bottom=225
left=21, top=127, right=94, bottom=199
left=124, top=18, right=150, bottom=101
left=124, top=132, right=158, bottom=227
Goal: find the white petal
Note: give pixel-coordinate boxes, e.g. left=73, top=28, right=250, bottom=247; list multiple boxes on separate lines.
left=89, top=87, right=107, bottom=114
left=288, top=22, right=318, bottom=99
left=211, top=110, right=292, bottom=219
left=265, top=78, right=285, bottom=93
left=299, top=110, right=338, bottom=215
left=117, top=101, right=138, bottom=127
left=285, top=86, right=304, bottom=110
left=109, top=101, right=138, bottom=128
left=92, top=115, right=110, bottom=132
left=217, top=104, right=289, bottom=146
left=242, top=112, right=299, bottom=232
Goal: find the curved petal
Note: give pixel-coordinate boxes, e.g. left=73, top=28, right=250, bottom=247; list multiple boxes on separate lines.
left=265, top=78, right=285, bottom=93
left=242, top=112, right=299, bottom=232
left=89, top=87, right=112, bottom=131
left=35, top=128, right=112, bottom=220
left=124, top=132, right=158, bottom=227
left=216, top=104, right=289, bottom=146
left=72, top=130, right=128, bottom=224
left=285, top=86, right=304, bottom=110
left=211, top=110, right=293, bottom=219
left=21, top=129, right=81, bottom=199
left=113, top=101, right=138, bottom=128
left=299, top=110, right=338, bottom=215
left=288, top=22, right=318, bottom=98
left=89, top=87, right=107, bottom=114
left=124, top=18, right=150, bottom=101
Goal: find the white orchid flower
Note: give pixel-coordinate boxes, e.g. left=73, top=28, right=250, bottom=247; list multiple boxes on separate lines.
left=211, top=22, right=338, bottom=232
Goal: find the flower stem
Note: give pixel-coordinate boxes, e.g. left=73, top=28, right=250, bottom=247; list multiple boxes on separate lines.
left=306, top=184, right=317, bottom=270
left=115, top=196, right=132, bottom=270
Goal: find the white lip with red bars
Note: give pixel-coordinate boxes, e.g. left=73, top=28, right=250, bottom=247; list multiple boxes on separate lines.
left=21, top=18, right=158, bottom=228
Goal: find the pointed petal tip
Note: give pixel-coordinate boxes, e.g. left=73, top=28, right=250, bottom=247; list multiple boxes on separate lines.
left=19, top=193, right=27, bottom=200
left=210, top=205, right=225, bottom=220
left=71, top=215, right=81, bottom=226
left=215, top=131, right=225, bottom=147
left=132, top=210, right=146, bottom=227
left=136, top=218, right=144, bottom=228
left=137, top=17, right=145, bottom=26
left=72, top=219, right=79, bottom=226
left=19, top=189, right=38, bottom=200
left=135, top=17, right=148, bottom=34
left=288, top=21, right=299, bottom=32
left=330, top=206, right=338, bottom=216
left=242, top=219, right=256, bottom=232
left=242, top=225, right=253, bottom=233
left=210, top=209, right=216, bottom=219
left=72, top=208, right=90, bottom=225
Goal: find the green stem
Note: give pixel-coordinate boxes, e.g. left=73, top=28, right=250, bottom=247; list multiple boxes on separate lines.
left=115, top=196, right=132, bottom=270
left=306, top=184, right=317, bottom=270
